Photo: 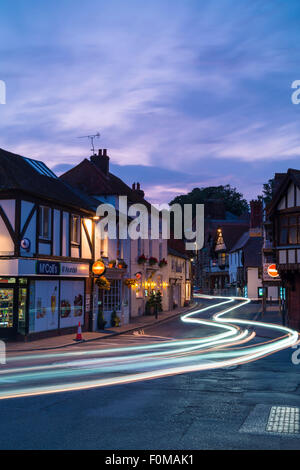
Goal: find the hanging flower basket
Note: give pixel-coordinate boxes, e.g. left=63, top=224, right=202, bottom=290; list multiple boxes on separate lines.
left=149, top=257, right=158, bottom=266
left=158, top=258, right=168, bottom=268
left=96, top=276, right=111, bottom=290
left=108, top=260, right=116, bottom=268
left=124, top=278, right=136, bottom=287
left=137, top=254, right=147, bottom=265
left=118, top=260, right=128, bottom=269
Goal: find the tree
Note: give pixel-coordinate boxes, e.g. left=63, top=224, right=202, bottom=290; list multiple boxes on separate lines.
left=258, top=178, right=275, bottom=205
left=170, top=185, right=249, bottom=217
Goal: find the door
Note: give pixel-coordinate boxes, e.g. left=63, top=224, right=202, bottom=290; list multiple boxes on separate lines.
left=0, top=285, right=17, bottom=338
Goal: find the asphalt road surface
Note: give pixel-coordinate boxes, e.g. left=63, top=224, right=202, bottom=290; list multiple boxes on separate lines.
left=0, top=296, right=300, bottom=450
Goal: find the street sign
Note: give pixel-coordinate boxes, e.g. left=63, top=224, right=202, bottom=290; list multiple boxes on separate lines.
left=263, top=263, right=280, bottom=281
left=267, top=264, right=279, bottom=278
left=92, top=260, right=106, bottom=276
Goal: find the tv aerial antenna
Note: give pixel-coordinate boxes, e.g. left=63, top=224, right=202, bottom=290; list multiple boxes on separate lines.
left=78, top=132, right=100, bottom=154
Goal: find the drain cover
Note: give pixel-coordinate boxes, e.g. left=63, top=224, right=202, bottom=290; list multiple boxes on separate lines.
left=266, top=406, right=300, bottom=434
left=240, top=404, right=300, bottom=438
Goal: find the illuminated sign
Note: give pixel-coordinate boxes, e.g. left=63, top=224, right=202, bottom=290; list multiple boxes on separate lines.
left=92, top=260, right=106, bottom=276
left=36, top=261, right=60, bottom=276
left=267, top=264, right=279, bottom=278
left=263, top=263, right=280, bottom=281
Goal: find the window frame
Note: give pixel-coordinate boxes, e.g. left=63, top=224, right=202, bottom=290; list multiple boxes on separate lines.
left=103, top=279, right=122, bottom=312
left=71, top=214, right=81, bottom=245
left=38, top=206, right=52, bottom=241
left=279, top=214, right=300, bottom=246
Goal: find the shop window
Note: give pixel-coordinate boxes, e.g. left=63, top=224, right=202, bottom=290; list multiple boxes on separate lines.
left=103, top=280, right=122, bottom=312
left=60, top=280, right=84, bottom=328
left=39, top=206, right=51, bottom=240
left=0, top=288, right=14, bottom=328
left=71, top=215, right=81, bottom=244
left=29, top=280, right=59, bottom=333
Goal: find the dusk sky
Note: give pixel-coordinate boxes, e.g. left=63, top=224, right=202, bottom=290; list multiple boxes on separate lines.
left=1, top=0, right=300, bottom=204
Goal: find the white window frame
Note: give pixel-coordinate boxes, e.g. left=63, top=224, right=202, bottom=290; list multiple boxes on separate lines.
left=71, top=215, right=81, bottom=245
left=39, top=206, right=52, bottom=240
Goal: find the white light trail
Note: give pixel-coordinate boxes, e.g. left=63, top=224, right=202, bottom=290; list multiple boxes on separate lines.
left=0, top=295, right=298, bottom=400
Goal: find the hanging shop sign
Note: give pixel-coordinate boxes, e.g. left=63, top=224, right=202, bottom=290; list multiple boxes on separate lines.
left=92, top=260, right=106, bottom=276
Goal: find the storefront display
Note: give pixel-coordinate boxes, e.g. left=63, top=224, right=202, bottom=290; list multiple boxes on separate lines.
left=0, top=259, right=89, bottom=338
left=60, top=280, right=84, bottom=328
left=0, top=288, right=14, bottom=328
left=29, top=280, right=59, bottom=333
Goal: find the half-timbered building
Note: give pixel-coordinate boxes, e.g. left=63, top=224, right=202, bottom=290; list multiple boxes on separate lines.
left=267, top=169, right=300, bottom=330
left=0, top=148, right=97, bottom=339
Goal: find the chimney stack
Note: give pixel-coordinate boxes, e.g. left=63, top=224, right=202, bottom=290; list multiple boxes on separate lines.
left=249, top=200, right=263, bottom=236
left=90, top=148, right=110, bottom=175
left=132, top=181, right=145, bottom=199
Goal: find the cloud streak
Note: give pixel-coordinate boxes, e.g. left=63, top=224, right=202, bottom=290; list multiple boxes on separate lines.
left=1, top=0, right=300, bottom=202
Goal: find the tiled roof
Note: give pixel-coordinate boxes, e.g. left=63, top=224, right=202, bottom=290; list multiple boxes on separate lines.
left=230, top=230, right=263, bottom=267
left=267, top=168, right=300, bottom=216
left=0, top=148, right=97, bottom=213
left=244, top=236, right=263, bottom=267
left=168, top=238, right=189, bottom=260
left=60, top=158, right=151, bottom=208
left=207, top=222, right=249, bottom=252
left=230, top=231, right=250, bottom=252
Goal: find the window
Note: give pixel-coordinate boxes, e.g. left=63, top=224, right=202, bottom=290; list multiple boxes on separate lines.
left=279, top=215, right=300, bottom=245
left=218, top=252, right=227, bottom=267
left=39, top=206, right=51, bottom=240
left=71, top=215, right=80, bottom=244
left=103, top=280, right=122, bottom=312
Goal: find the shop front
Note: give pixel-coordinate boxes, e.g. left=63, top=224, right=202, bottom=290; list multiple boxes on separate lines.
left=93, top=266, right=128, bottom=329
left=0, top=259, right=90, bottom=340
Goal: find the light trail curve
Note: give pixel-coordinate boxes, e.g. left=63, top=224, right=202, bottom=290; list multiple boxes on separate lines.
left=0, top=295, right=298, bottom=400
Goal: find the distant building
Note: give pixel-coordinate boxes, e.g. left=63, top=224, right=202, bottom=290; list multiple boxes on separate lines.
left=229, top=201, right=263, bottom=299
left=194, top=199, right=249, bottom=294
left=167, top=238, right=192, bottom=309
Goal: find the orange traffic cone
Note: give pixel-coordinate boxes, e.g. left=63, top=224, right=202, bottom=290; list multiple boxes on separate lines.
left=75, top=321, right=83, bottom=341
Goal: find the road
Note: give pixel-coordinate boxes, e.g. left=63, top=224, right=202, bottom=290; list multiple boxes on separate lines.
left=0, top=295, right=300, bottom=449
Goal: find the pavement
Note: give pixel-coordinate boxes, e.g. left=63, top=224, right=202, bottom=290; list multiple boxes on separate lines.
left=5, top=302, right=198, bottom=353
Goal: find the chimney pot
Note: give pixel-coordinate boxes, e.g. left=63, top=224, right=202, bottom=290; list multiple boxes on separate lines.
left=90, top=148, right=110, bottom=175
